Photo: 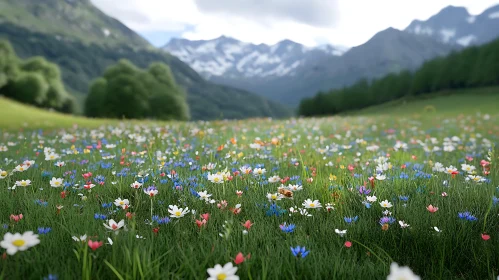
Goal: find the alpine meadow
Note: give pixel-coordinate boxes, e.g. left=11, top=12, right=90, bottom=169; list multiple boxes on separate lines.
left=1, top=0, right=499, bottom=279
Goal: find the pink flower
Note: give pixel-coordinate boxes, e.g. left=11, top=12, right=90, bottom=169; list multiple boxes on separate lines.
left=88, top=240, right=103, bottom=251
left=482, top=233, right=490, bottom=241
left=9, top=214, right=23, bottom=222
left=441, top=192, right=448, bottom=197
left=427, top=205, right=439, bottom=213
left=344, top=241, right=352, bottom=248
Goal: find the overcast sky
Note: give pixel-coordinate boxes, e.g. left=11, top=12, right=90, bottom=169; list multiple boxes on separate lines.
left=91, top=0, right=498, bottom=47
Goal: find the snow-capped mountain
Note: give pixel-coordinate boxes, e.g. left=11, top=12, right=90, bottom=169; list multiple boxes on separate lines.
left=163, top=36, right=348, bottom=79
left=405, top=4, right=499, bottom=47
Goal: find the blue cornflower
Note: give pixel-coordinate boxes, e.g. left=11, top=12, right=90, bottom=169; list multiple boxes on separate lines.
left=279, top=223, right=296, bottom=233
left=290, top=246, right=309, bottom=258
left=102, top=202, right=112, bottom=208
left=458, top=212, right=478, bottom=221
left=152, top=216, right=171, bottom=225
left=37, top=227, right=52, bottom=234
left=362, top=201, right=371, bottom=209
left=399, top=173, right=409, bottom=179
left=344, top=216, right=359, bottom=224
left=34, top=199, right=48, bottom=207
left=493, top=196, right=499, bottom=206
left=379, top=216, right=396, bottom=225
left=43, top=274, right=58, bottom=280
left=358, top=186, right=371, bottom=195
left=398, top=195, right=409, bottom=201
left=94, top=213, right=107, bottom=220
left=266, top=204, right=286, bottom=217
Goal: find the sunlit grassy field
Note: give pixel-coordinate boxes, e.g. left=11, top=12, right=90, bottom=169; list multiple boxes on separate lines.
left=0, top=91, right=498, bottom=279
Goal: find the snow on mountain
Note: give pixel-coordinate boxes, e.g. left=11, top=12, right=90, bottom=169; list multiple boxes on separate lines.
left=163, top=36, right=347, bottom=79
left=405, top=4, right=499, bottom=46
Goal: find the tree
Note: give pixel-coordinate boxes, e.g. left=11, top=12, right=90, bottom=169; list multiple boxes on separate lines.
left=85, top=60, right=190, bottom=121
left=7, top=72, right=48, bottom=105
left=0, top=40, right=19, bottom=89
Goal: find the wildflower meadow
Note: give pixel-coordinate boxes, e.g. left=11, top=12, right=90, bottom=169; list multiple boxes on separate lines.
left=1, top=114, right=498, bottom=279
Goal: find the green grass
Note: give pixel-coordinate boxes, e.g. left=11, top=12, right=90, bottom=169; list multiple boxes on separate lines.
left=0, top=90, right=498, bottom=279
left=351, top=87, right=499, bottom=116
left=0, top=97, right=169, bottom=130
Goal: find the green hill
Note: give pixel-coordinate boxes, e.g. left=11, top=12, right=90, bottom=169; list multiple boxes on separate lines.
left=0, top=0, right=150, bottom=48
left=351, top=87, right=499, bottom=116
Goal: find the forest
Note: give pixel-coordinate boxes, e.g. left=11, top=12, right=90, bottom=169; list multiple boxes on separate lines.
left=298, top=38, right=499, bottom=116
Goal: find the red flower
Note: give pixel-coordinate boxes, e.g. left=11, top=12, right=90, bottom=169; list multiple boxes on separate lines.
left=152, top=227, right=160, bottom=235
left=482, top=233, right=491, bottom=241
left=196, top=219, right=207, bottom=229
left=242, top=220, right=253, bottom=230
left=201, top=213, right=210, bottom=221
left=344, top=241, right=352, bottom=248
left=60, top=191, right=67, bottom=199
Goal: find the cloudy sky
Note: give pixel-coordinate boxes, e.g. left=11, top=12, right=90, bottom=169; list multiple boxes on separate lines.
left=91, top=0, right=498, bottom=47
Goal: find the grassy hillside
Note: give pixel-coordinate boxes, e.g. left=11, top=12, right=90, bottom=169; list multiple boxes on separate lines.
left=0, top=23, right=291, bottom=120
left=350, top=87, right=499, bottom=116
left=0, top=87, right=497, bottom=130
left=0, top=0, right=150, bottom=48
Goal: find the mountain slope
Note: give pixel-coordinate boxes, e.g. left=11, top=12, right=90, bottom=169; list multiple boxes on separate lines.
left=405, top=4, right=499, bottom=46
left=0, top=0, right=150, bottom=48
left=163, top=36, right=348, bottom=80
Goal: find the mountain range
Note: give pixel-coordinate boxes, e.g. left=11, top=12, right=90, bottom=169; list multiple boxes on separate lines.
left=0, top=0, right=291, bottom=120
left=164, top=4, right=499, bottom=106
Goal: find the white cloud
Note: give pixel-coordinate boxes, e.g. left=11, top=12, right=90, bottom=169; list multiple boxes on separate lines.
left=91, top=0, right=498, bottom=47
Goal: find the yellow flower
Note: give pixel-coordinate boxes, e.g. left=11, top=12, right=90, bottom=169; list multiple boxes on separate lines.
left=329, top=174, right=337, bottom=181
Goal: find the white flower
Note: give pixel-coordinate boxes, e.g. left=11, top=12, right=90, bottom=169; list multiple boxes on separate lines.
left=379, top=200, right=393, bottom=208
left=15, top=180, right=31, bottom=187
left=387, top=262, right=420, bottom=280
left=103, top=219, right=125, bottom=232
left=72, top=234, right=87, bottom=242
left=49, top=177, right=64, bottom=188
left=299, top=208, right=312, bottom=216
left=0, top=231, right=40, bottom=255
left=268, top=175, right=281, bottom=183
left=55, top=161, right=65, bottom=167
left=198, top=190, right=212, bottom=201
left=239, top=166, right=252, bottom=175
left=267, top=193, right=283, bottom=202
left=461, top=164, right=476, bottom=174
left=287, top=184, right=303, bottom=191
left=335, top=229, right=347, bottom=237
left=168, top=205, right=189, bottom=218
left=366, top=195, right=377, bottom=203
left=302, top=199, right=322, bottom=209
left=252, top=168, right=266, bottom=176
left=325, top=203, right=335, bottom=211
left=14, top=164, right=30, bottom=172
left=45, top=152, right=60, bottom=161
left=207, top=173, right=224, bottom=184
left=114, top=198, right=130, bottom=209
left=466, top=175, right=485, bottom=183
left=130, top=181, right=143, bottom=189
left=433, top=227, right=442, bottom=233
left=0, top=169, right=7, bottom=179
left=207, top=262, right=239, bottom=280
left=432, top=162, right=445, bottom=172
left=398, top=221, right=410, bottom=228
left=375, top=174, right=386, bottom=181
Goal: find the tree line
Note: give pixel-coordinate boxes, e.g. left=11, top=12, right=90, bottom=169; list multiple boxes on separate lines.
left=0, top=40, right=75, bottom=113
left=298, top=38, right=499, bottom=116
